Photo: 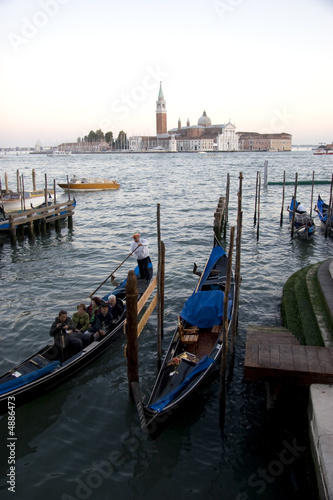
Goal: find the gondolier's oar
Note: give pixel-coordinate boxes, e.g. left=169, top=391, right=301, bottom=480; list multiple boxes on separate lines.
left=89, top=245, right=140, bottom=298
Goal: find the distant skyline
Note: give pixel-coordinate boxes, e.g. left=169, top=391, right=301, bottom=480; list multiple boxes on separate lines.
left=1, top=0, right=332, bottom=148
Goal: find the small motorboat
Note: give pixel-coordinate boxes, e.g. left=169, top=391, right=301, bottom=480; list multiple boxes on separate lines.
left=58, top=177, right=120, bottom=191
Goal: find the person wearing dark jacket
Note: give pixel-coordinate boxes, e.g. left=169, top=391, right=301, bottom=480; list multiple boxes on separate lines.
left=88, top=302, right=114, bottom=340
left=49, top=310, right=82, bottom=358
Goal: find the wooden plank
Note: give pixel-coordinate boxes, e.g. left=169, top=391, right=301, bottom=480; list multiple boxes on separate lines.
left=247, top=332, right=299, bottom=345
left=137, top=293, right=158, bottom=337
left=317, top=348, right=333, bottom=374
left=305, top=347, right=321, bottom=373
left=277, top=344, right=294, bottom=371
left=137, top=275, right=157, bottom=314
left=291, top=345, right=309, bottom=372
left=244, top=343, right=259, bottom=368
left=269, top=343, right=280, bottom=369
left=258, top=344, right=270, bottom=367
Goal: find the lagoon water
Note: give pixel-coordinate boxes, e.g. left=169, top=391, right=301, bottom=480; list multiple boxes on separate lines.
left=0, top=150, right=332, bottom=499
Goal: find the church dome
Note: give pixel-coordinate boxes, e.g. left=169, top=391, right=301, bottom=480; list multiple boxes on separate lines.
left=198, top=110, right=211, bottom=127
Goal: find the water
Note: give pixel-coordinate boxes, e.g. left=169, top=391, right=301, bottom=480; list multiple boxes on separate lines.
left=1, top=151, right=332, bottom=500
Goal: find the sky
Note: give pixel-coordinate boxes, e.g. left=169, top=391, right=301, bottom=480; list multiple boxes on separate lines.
left=0, top=0, right=332, bottom=147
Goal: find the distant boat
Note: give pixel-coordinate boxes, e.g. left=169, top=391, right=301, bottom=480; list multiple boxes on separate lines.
left=58, top=177, right=120, bottom=191
left=47, top=150, right=72, bottom=157
left=314, top=145, right=333, bottom=155
left=0, top=190, right=54, bottom=213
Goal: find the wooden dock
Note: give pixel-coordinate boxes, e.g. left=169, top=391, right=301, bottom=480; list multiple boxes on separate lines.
left=244, top=324, right=333, bottom=386
left=6, top=200, right=75, bottom=245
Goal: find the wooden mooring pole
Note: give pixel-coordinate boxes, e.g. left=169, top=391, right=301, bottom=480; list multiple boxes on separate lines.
left=126, top=270, right=139, bottom=402
left=230, top=173, right=243, bottom=359
left=280, top=170, right=286, bottom=226
left=325, top=174, right=333, bottom=238
left=219, top=226, right=235, bottom=429
left=223, top=173, right=230, bottom=239
left=254, top=171, right=259, bottom=226
left=291, top=172, right=298, bottom=239
left=256, top=172, right=261, bottom=241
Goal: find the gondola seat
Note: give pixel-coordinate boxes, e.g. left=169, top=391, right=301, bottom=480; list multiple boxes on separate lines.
left=178, top=319, right=199, bottom=345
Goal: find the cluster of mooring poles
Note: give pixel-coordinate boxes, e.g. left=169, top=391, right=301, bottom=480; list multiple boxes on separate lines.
left=0, top=170, right=75, bottom=245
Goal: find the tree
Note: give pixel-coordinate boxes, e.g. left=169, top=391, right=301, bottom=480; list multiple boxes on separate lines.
left=115, top=131, right=127, bottom=150
left=95, top=129, right=104, bottom=142
left=87, top=130, right=97, bottom=142
left=105, top=131, right=113, bottom=144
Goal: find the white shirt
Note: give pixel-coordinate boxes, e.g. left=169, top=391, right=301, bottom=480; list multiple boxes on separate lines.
left=129, top=238, right=149, bottom=260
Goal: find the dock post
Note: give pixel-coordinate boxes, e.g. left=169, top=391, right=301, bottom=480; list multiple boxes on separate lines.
left=219, top=226, right=235, bottom=429
left=5, top=172, right=9, bottom=193
left=310, top=170, right=315, bottom=218
left=126, top=270, right=139, bottom=402
left=28, top=220, right=35, bottom=241
left=223, top=173, right=230, bottom=239
left=41, top=217, right=47, bottom=236
left=280, top=170, right=286, bottom=226
left=291, top=172, right=298, bottom=239
left=256, top=172, right=261, bottom=241
left=157, top=241, right=165, bottom=366
left=9, top=216, right=16, bottom=246
left=32, top=169, right=36, bottom=191
left=231, top=173, right=243, bottom=356
left=264, top=160, right=268, bottom=189
left=16, top=169, right=20, bottom=192
left=254, top=171, right=259, bottom=226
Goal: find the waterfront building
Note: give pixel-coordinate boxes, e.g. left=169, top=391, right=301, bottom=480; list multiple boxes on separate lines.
left=237, top=132, right=292, bottom=151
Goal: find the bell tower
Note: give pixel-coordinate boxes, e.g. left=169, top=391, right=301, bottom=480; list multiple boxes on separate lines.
left=156, top=82, right=167, bottom=136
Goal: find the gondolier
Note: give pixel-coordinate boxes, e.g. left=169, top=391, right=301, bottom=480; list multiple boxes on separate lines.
left=129, top=232, right=151, bottom=281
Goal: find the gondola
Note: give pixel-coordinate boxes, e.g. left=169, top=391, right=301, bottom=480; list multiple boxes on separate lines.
left=314, top=195, right=333, bottom=235
left=0, top=263, right=153, bottom=415
left=132, top=239, right=234, bottom=439
left=287, top=197, right=316, bottom=239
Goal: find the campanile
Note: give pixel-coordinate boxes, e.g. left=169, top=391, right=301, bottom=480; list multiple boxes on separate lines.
left=156, top=82, right=167, bottom=135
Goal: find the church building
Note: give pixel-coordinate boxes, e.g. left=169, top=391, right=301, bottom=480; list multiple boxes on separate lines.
left=129, top=83, right=238, bottom=152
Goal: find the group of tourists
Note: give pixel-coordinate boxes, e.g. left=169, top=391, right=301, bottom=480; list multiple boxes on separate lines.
left=49, top=232, right=151, bottom=359
left=49, top=294, right=125, bottom=358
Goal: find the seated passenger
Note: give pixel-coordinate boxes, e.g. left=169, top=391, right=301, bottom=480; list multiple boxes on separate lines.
left=108, top=295, right=124, bottom=324
left=72, top=303, right=90, bottom=332
left=88, top=301, right=114, bottom=340
left=49, top=310, right=82, bottom=359
left=87, top=296, right=101, bottom=328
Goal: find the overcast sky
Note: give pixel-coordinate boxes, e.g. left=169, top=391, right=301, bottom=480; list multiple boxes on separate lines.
left=0, top=0, right=332, bottom=147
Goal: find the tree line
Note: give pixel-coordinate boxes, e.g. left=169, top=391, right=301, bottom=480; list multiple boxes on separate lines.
left=77, top=129, right=128, bottom=149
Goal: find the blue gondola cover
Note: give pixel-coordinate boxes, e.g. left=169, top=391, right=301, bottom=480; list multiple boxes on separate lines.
left=0, top=361, right=60, bottom=395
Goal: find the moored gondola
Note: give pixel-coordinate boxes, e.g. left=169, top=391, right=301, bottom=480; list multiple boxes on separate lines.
left=0, top=263, right=152, bottom=415
left=314, top=195, right=333, bottom=236
left=287, top=197, right=316, bottom=239
left=132, top=239, right=234, bottom=439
